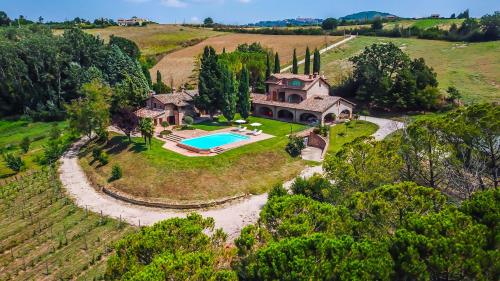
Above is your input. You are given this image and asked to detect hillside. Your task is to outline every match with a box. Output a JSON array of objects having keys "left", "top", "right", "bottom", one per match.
[
  {"left": 84, "top": 24, "right": 222, "bottom": 58},
  {"left": 300, "top": 36, "right": 499, "bottom": 103},
  {"left": 340, "top": 11, "right": 398, "bottom": 20},
  {"left": 151, "top": 34, "right": 343, "bottom": 88}
]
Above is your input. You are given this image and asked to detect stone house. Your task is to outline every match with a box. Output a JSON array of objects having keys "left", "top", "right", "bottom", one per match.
[
  {"left": 251, "top": 73, "right": 355, "bottom": 125},
  {"left": 134, "top": 90, "right": 198, "bottom": 126}
]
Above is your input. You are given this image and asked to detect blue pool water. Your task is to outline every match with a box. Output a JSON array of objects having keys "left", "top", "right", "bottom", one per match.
[{"left": 180, "top": 133, "right": 250, "bottom": 150}]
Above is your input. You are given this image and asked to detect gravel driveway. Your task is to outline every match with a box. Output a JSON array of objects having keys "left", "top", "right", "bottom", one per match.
[{"left": 59, "top": 117, "right": 401, "bottom": 240}]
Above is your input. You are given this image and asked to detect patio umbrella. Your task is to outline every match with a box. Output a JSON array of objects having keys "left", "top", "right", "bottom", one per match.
[
  {"left": 250, "top": 122, "right": 262, "bottom": 127},
  {"left": 234, "top": 119, "right": 247, "bottom": 124}
]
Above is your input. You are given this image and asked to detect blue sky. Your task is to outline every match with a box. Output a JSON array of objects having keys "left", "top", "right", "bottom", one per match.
[{"left": 1, "top": 0, "right": 498, "bottom": 24}]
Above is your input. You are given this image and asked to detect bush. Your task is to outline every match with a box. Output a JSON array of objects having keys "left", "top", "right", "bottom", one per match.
[
  {"left": 268, "top": 184, "right": 288, "bottom": 199},
  {"left": 285, "top": 135, "right": 305, "bottom": 157},
  {"left": 160, "top": 130, "right": 172, "bottom": 136},
  {"left": 161, "top": 121, "right": 169, "bottom": 129},
  {"left": 20, "top": 136, "right": 31, "bottom": 153},
  {"left": 183, "top": 116, "right": 194, "bottom": 125},
  {"left": 92, "top": 147, "right": 103, "bottom": 160},
  {"left": 313, "top": 124, "right": 329, "bottom": 137},
  {"left": 43, "top": 139, "right": 63, "bottom": 164},
  {"left": 98, "top": 152, "right": 109, "bottom": 166},
  {"left": 109, "top": 165, "right": 122, "bottom": 182},
  {"left": 49, "top": 124, "right": 61, "bottom": 140},
  {"left": 2, "top": 153, "right": 25, "bottom": 172}
]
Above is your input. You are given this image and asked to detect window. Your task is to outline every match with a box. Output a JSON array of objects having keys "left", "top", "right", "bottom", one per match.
[
  {"left": 153, "top": 102, "right": 157, "bottom": 109},
  {"left": 289, "top": 79, "right": 303, "bottom": 87}
]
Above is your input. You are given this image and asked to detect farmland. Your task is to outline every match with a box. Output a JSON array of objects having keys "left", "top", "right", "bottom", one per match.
[
  {"left": 0, "top": 168, "right": 134, "bottom": 280},
  {"left": 0, "top": 120, "right": 68, "bottom": 178},
  {"left": 84, "top": 24, "right": 222, "bottom": 58},
  {"left": 151, "top": 33, "right": 343, "bottom": 87},
  {"left": 299, "top": 36, "right": 500, "bottom": 103}
]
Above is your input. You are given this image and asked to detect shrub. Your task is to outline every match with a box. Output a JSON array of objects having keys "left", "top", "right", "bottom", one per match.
[
  {"left": 20, "top": 136, "right": 31, "bottom": 153},
  {"left": 92, "top": 147, "right": 103, "bottom": 160},
  {"left": 98, "top": 152, "right": 109, "bottom": 166},
  {"left": 161, "top": 121, "right": 169, "bottom": 129},
  {"left": 285, "top": 135, "right": 305, "bottom": 157},
  {"left": 160, "top": 130, "right": 172, "bottom": 136},
  {"left": 49, "top": 124, "right": 61, "bottom": 140},
  {"left": 313, "top": 124, "right": 329, "bottom": 137},
  {"left": 2, "top": 153, "right": 25, "bottom": 172},
  {"left": 268, "top": 184, "right": 288, "bottom": 199},
  {"left": 109, "top": 165, "right": 122, "bottom": 182},
  {"left": 43, "top": 140, "right": 63, "bottom": 164},
  {"left": 183, "top": 116, "right": 194, "bottom": 125}
]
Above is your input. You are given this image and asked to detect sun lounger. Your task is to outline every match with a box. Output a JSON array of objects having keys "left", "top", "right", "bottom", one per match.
[
  {"left": 253, "top": 130, "right": 262, "bottom": 136},
  {"left": 239, "top": 127, "right": 247, "bottom": 132}
]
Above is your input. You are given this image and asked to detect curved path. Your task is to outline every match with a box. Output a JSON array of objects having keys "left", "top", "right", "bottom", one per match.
[{"left": 59, "top": 117, "right": 402, "bottom": 240}]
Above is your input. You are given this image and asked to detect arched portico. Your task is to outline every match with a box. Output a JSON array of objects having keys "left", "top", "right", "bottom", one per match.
[
  {"left": 277, "top": 109, "right": 294, "bottom": 121},
  {"left": 299, "top": 112, "right": 319, "bottom": 124},
  {"left": 324, "top": 113, "right": 336, "bottom": 124},
  {"left": 339, "top": 109, "right": 351, "bottom": 119},
  {"left": 258, "top": 106, "right": 274, "bottom": 118}
]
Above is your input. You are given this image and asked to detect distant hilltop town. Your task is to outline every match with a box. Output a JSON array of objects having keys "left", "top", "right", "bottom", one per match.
[{"left": 117, "top": 16, "right": 147, "bottom": 26}]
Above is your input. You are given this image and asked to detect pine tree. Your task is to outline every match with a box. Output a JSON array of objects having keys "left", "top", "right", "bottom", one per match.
[
  {"left": 304, "top": 47, "right": 311, "bottom": 75},
  {"left": 195, "top": 46, "right": 221, "bottom": 119},
  {"left": 292, "top": 49, "right": 298, "bottom": 74},
  {"left": 313, "top": 48, "right": 321, "bottom": 74},
  {"left": 274, "top": 52, "right": 280, "bottom": 73},
  {"left": 238, "top": 66, "right": 251, "bottom": 119},
  {"left": 220, "top": 64, "right": 237, "bottom": 122}
]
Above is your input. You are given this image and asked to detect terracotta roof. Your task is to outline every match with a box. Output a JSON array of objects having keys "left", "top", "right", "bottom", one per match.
[
  {"left": 251, "top": 93, "right": 345, "bottom": 113},
  {"left": 265, "top": 73, "right": 330, "bottom": 91},
  {"left": 134, "top": 108, "right": 165, "bottom": 119},
  {"left": 153, "top": 90, "right": 198, "bottom": 107}
]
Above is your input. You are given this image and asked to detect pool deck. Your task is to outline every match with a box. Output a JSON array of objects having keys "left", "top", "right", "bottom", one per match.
[{"left": 160, "top": 127, "right": 274, "bottom": 157}]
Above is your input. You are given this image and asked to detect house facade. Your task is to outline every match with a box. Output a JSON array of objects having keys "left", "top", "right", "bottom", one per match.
[
  {"left": 117, "top": 17, "right": 146, "bottom": 26},
  {"left": 134, "top": 90, "right": 198, "bottom": 126},
  {"left": 252, "top": 73, "right": 355, "bottom": 125}
]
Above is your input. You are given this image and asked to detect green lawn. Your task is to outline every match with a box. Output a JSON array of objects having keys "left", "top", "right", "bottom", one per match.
[
  {"left": 0, "top": 120, "right": 68, "bottom": 178},
  {"left": 80, "top": 116, "right": 308, "bottom": 202},
  {"left": 327, "top": 120, "right": 379, "bottom": 154},
  {"left": 301, "top": 36, "right": 500, "bottom": 103}
]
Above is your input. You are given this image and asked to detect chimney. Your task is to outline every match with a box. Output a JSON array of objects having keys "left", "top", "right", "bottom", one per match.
[
  {"left": 313, "top": 72, "right": 318, "bottom": 78},
  {"left": 309, "top": 74, "right": 313, "bottom": 79},
  {"left": 148, "top": 90, "right": 155, "bottom": 97}
]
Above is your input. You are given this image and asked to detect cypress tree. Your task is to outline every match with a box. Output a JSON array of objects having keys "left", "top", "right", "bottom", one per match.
[
  {"left": 220, "top": 64, "right": 237, "bottom": 122},
  {"left": 195, "top": 46, "right": 221, "bottom": 119},
  {"left": 156, "top": 70, "right": 162, "bottom": 85},
  {"left": 238, "top": 66, "right": 251, "bottom": 119},
  {"left": 265, "top": 53, "right": 271, "bottom": 79},
  {"left": 313, "top": 48, "right": 321, "bottom": 74},
  {"left": 274, "top": 52, "right": 280, "bottom": 73},
  {"left": 292, "top": 49, "right": 298, "bottom": 74},
  {"left": 304, "top": 47, "right": 311, "bottom": 75}
]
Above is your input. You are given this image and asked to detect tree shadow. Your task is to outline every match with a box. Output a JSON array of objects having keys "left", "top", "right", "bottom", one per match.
[
  {"left": 105, "top": 136, "right": 132, "bottom": 155},
  {"left": 128, "top": 141, "right": 148, "bottom": 153}
]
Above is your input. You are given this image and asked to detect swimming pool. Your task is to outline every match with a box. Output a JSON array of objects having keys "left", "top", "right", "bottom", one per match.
[{"left": 180, "top": 133, "right": 250, "bottom": 150}]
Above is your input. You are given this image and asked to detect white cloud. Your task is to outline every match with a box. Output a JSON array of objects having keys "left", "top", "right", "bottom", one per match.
[
  {"left": 190, "top": 16, "right": 200, "bottom": 23},
  {"left": 161, "top": 0, "right": 187, "bottom": 7}
]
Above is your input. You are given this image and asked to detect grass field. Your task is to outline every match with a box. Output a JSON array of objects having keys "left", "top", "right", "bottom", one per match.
[
  {"left": 151, "top": 34, "right": 343, "bottom": 88},
  {"left": 300, "top": 36, "right": 499, "bottom": 103},
  {"left": 80, "top": 116, "right": 308, "bottom": 202},
  {"left": 327, "top": 120, "right": 379, "bottom": 154},
  {"left": 0, "top": 120, "right": 68, "bottom": 178},
  {"left": 0, "top": 168, "right": 134, "bottom": 280},
  {"left": 84, "top": 24, "right": 222, "bottom": 58}
]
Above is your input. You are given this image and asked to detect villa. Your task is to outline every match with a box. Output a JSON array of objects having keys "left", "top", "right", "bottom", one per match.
[
  {"left": 251, "top": 73, "right": 355, "bottom": 125},
  {"left": 134, "top": 90, "right": 198, "bottom": 126}
]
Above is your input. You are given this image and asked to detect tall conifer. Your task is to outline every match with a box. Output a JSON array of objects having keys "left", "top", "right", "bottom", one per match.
[
  {"left": 292, "top": 49, "right": 298, "bottom": 74},
  {"left": 304, "top": 47, "right": 311, "bottom": 75}
]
